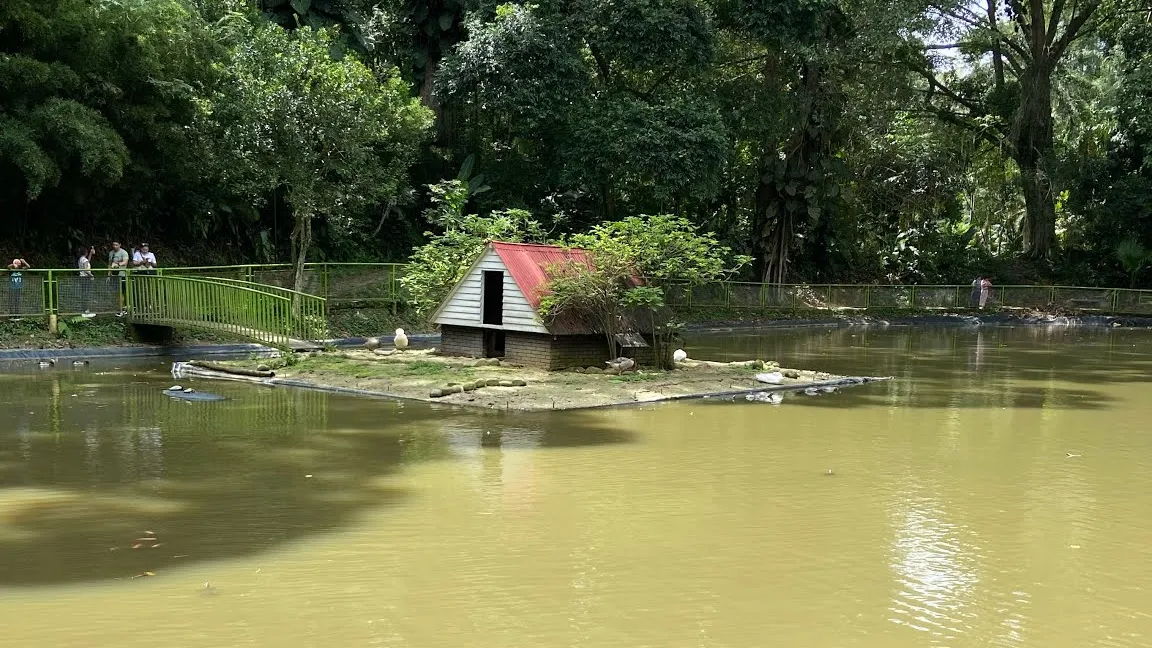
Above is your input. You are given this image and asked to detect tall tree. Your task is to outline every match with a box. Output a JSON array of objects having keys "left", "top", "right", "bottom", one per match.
[
  {"left": 710, "top": 0, "right": 854, "bottom": 283},
  {"left": 201, "top": 16, "right": 432, "bottom": 292},
  {"left": 913, "top": 0, "right": 1107, "bottom": 258},
  {"left": 439, "top": 0, "right": 728, "bottom": 227}
]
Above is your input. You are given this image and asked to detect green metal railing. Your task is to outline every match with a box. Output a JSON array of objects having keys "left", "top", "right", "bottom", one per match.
[
  {"left": 7, "top": 261, "right": 1152, "bottom": 335},
  {"left": 129, "top": 274, "right": 327, "bottom": 347},
  {"left": 153, "top": 262, "right": 406, "bottom": 306},
  {"left": 664, "top": 282, "right": 1152, "bottom": 315}
]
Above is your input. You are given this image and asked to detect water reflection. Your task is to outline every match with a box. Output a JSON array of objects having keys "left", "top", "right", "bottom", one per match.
[
  {"left": 689, "top": 325, "right": 1152, "bottom": 410},
  {"left": 3, "top": 330, "right": 1152, "bottom": 647},
  {"left": 888, "top": 491, "right": 981, "bottom": 641}
]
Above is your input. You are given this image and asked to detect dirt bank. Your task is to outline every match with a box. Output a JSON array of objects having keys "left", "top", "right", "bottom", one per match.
[{"left": 175, "top": 349, "right": 890, "bottom": 411}]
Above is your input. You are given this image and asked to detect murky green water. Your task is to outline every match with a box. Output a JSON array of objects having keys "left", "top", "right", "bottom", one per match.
[{"left": 2, "top": 326, "right": 1151, "bottom": 647}]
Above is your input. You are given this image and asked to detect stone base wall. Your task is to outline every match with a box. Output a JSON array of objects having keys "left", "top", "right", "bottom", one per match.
[
  {"left": 439, "top": 326, "right": 662, "bottom": 370},
  {"left": 440, "top": 325, "right": 484, "bottom": 358},
  {"left": 502, "top": 331, "right": 555, "bottom": 368}
]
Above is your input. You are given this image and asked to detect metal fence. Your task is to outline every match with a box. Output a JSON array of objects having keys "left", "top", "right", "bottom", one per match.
[
  {"left": 0, "top": 263, "right": 405, "bottom": 319},
  {"left": 6, "top": 263, "right": 1152, "bottom": 321},
  {"left": 664, "top": 282, "right": 1152, "bottom": 315},
  {"left": 130, "top": 275, "right": 328, "bottom": 347}
]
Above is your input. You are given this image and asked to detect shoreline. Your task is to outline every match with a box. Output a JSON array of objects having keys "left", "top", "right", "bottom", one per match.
[
  {"left": 1, "top": 312, "right": 1149, "bottom": 362},
  {"left": 171, "top": 355, "right": 891, "bottom": 412}
]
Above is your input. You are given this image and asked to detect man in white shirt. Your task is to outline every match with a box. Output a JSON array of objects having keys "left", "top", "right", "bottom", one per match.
[{"left": 132, "top": 243, "right": 158, "bottom": 274}]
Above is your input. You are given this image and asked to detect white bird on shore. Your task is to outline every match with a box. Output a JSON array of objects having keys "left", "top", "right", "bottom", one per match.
[
  {"left": 393, "top": 328, "right": 409, "bottom": 350},
  {"left": 606, "top": 357, "right": 635, "bottom": 373},
  {"left": 364, "top": 337, "right": 380, "bottom": 351},
  {"left": 755, "top": 371, "right": 784, "bottom": 385},
  {"left": 673, "top": 349, "right": 688, "bottom": 362}
]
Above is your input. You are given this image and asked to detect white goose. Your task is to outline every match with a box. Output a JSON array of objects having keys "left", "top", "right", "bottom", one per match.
[{"left": 393, "top": 328, "right": 409, "bottom": 350}]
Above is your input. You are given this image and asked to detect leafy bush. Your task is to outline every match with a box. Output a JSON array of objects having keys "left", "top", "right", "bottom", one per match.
[{"left": 401, "top": 182, "right": 547, "bottom": 316}]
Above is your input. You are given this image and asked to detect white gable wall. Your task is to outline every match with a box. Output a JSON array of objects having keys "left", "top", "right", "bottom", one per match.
[{"left": 433, "top": 247, "right": 550, "bottom": 334}]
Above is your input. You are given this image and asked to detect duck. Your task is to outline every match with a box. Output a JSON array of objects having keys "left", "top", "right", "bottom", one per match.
[
  {"left": 167, "top": 385, "right": 183, "bottom": 392},
  {"left": 72, "top": 360, "right": 89, "bottom": 367},
  {"left": 755, "top": 371, "right": 784, "bottom": 385},
  {"left": 393, "top": 328, "right": 409, "bottom": 350},
  {"left": 745, "top": 391, "right": 784, "bottom": 405},
  {"left": 820, "top": 385, "right": 837, "bottom": 393},
  {"left": 605, "top": 357, "right": 635, "bottom": 373},
  {"left": 803, "top": 387, "right": 820, "bottom": 396},
  {"left": 37, "top": 359, "right": 55, "bottom": 368},
  {"left": 672, "top": 349, "right": 688, "bottom": 362},
  {"left": 364, "top": 337, "right": 380, "bottom": 351}
]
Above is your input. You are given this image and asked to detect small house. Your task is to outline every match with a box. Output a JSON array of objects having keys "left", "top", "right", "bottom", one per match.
[{"left": 431, "top": 242, "right": 654, "bottom": 369}]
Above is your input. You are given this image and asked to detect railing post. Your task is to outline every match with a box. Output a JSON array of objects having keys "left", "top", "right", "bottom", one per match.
[
  {"left": 909, "top": 285, "right": 916, "bottom": 309},
  {"left": 865, "top": 285, "right": 871, "bottom": 310},
  {"left": 46, "top": 270, "right": 58, "bottom": 333}
]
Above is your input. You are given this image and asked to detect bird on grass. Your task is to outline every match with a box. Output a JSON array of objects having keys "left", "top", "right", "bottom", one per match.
[
  {"left": 393, "top": 328, "right": 409, "bottom": 350},
  {"left": 364, "top": 337, "right": 380, "bottom": 351},
  {"left": 673, "top": 349, "right": 688, "bottom": 362}
]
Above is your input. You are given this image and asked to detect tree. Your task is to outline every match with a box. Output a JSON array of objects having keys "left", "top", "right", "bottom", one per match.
[
  {"left": 438, "top": 1, "right": 727, "bottom": 226},
  {"left": 201, "top": 15, "right": 432, "bottom": 292},
  {"left": 401, "top": 183, "right": 547, "bottom": 315},
  {"left": 1, "top": 0, "right": 222, "bottom": 256},
  {"left": 911, "top": 0, "right": 1110, "bottom": 259},
  {"left": 539, "top": 215, "right": 747, "bottom": 367}
]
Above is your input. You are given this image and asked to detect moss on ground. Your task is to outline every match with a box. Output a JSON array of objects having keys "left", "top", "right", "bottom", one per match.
[{"left": 208, "top": 349, "right": 865, "bottom": 411}]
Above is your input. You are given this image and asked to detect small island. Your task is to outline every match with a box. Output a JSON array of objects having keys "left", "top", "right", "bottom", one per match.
[{"left": 173, "top": 349, "right": 889, "bottom": 411}]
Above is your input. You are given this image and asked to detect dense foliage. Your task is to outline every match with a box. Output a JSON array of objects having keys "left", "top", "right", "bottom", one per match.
[
  {"left": 539, "top": 215, "right": 746, "bottom": 365},
  {"left": 3, "top": 0, "right": 1151, "bottom": 288}
]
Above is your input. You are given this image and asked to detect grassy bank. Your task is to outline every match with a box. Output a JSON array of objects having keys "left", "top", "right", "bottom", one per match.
[{"left": 0, "top": 316, "right": 252, "bottom": 350}]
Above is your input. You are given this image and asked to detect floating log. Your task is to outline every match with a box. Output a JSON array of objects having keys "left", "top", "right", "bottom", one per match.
[{"left": 186, "top": 361, "right": 274, "bottom": 378}]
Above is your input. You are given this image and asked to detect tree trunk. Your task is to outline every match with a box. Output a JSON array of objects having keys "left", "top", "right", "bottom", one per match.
[
  {"left": 1012, "top": 65, "right": 1056, "bottom": 259},
  {"left": 290, "top": 212, "right": 312, "bottom": 295}
]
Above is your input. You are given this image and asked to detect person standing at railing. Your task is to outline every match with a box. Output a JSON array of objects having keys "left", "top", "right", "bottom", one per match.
[
  {"left": 979, "top": 277, "right": 993, "bottom": 308},
  {"left": 132, "top": 243, "right": 157, "bottom": 275},
  {"left": 77, "top": 246, "right": 96, "bottom": 318},
  {"left": 7, "top": 256, "right": 31, "bottom": 319},
  {"left": 969, "top": 277, "right": 982, "bottom": 308},
  {"left": 108, "top": 241, "right": 130, "bottom": 315}
]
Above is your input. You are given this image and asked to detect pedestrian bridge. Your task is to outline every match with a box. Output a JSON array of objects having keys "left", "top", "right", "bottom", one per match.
[{"left": 128, "top": 275, "right": 327, "bottom": 349}]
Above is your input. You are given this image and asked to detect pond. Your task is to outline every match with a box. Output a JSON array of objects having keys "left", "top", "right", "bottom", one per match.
[{"left": 2, "top": 326, "right": 1151, "bottom": 647}]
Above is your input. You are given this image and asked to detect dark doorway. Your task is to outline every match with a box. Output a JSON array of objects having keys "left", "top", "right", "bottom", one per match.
[
  {"left": 482, "top": 271, "right": 503, "bottom": 325},
  {"left": 484, "top": 329, "right": 506, "bottom": 358}
]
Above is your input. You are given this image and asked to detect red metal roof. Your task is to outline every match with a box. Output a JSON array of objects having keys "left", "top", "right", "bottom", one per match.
[{"left": 490, "top": 241, "right": 590, "bottom": 310}]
